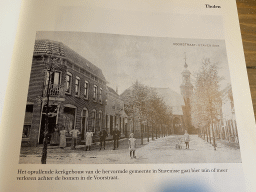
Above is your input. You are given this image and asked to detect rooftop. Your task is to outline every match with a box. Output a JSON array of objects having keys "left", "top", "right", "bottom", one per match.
[{"left": 34, "top": 39, "right": 106, "bottom": 81}]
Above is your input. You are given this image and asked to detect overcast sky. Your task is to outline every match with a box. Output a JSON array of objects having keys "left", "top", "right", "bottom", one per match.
[{"left": 36, "top": 31, "right": 231, "bottom": 95}]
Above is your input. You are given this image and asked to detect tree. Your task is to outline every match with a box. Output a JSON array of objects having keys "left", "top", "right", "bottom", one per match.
[
  {"left": 123, "top": 81, "right": 172, "bottom": 144},
  {"left": 123, "top": 81, "right": 149, "bottom": 144},
  {"left": 191, "top": 58, "right": 222, "bottom": 149},
  {"left": 39, "top": 56, "right": 66, "bottom": 164}
]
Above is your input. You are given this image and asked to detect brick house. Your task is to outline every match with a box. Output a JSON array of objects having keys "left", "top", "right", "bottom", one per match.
[
  {"left": 22, "top": 39, "right": 107, "bottom": 146},
  {"left": 105, "top": 86, "right": 128, "bottom": 137}
]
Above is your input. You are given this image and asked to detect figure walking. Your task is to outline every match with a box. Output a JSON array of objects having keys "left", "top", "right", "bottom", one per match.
[
  {"left": 70, "top": 127, "right": 80, "bottom": 150},
  {"left": 99, "top": 129, "right": 108, "bottom": 150},
  {"left": 59, "top": 126, "right": 67, "bottom": 149},
  {"left": 129, "top": 133, "right": 136, "bottom": 158},
  {"left": 85, "top": 129, "right": 93, "bottom": 151},
  {"left": 184, "top": 130, "right": 190, "bottom": 149}
]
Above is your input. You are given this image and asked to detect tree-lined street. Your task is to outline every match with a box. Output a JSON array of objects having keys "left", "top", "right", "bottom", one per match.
[{"left": 19, "top": 135, "right": 241, "bottom": 164}]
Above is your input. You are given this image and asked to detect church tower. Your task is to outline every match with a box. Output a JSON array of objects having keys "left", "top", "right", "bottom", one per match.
[{"left": 180, "top": 53, "right": 193, "bottom": 133}]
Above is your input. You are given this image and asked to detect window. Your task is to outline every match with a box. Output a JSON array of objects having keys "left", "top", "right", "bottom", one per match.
[
  {"left": 45, "top": 71, "right": 61, "bottom": 85},
  {"left": 44, "top": 71, "right": 61, "bottom": 96},
  {"left": 99, "top": 88, "right": 102, "bottom": 103},
  {"left": 93, "top": 85, "right": 97, "bottom": 101},
  {"left": 75, "top": 76, "right": 80, "bottom": 96},
  {"left": 65, "top": 72, "right": 72, "bottom": 94},
  {"left": 84, "top": 81, "right": 89, "bottom": 99},
  {"left": 92, "top": 110, "right": 96, "bottom": 132},
  {"left": 99, "top": 111, "right": 102, "bottom": 131}
]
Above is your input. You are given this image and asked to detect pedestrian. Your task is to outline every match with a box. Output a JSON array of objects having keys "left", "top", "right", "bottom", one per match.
[
  {"left": 70, "top": 127, "right": 80, "bottom": 150},
  {"left": 85, "top": 129, "right": 93, "bottom": 151},
  {"left": 129, "top": 133, "right": 136, "bottom": 159},
  {"left": 112, "top": 127, "right": 120, "bottom": 150},
  {"left": 50, "top": 124, "right": 60, "bottom": 145},
  {"left": 99, "top": 129, "right": 108, "bottom": 150},
  {"left": 116, "top": 128, "right": 120, "bottom": 148},
  {"left": 59, "top": 126, "right": 67, "bottom": 149},
  {"left": 184, "top": 130, "right": 190, "bottom": 149}
]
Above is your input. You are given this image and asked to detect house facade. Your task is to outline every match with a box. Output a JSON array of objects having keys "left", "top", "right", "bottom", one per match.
[
  {"left": 22, "top": 40, "right": 107, "bottom": 146},
  {"left": 105, "top": 86, "right": 128, "bottom": 137},
  {"left": 220, "top": 85, "right": 238, "bottom": 143}
]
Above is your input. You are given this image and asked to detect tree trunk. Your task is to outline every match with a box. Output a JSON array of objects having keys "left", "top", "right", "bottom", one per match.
[
  {"left": 152, "top": 124, "right": 154, "bottom": 140},
  {"left": 41, "top": 70, "right": 51, "bottom": 164},
  {"left": 147, "top": 122, "right": 149, "bottom": 142},
  {"left": 141, "top": 123, "right": 143, "bottom": 145},
  {"left": 209, "top": 126, "right": 211, "bottom": 144},
  {"left": 156, "top": 126, "right": 158, "bottom": 139}
]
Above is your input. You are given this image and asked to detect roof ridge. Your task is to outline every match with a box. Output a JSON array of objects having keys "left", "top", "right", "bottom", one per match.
[{"left": 34, "top": 39, "right": 106, "bottom": 81}]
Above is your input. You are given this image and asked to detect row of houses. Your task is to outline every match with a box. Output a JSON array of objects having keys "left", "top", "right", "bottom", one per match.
[{"left": 22, "top": 39, "right": 127, "bottom": 147}]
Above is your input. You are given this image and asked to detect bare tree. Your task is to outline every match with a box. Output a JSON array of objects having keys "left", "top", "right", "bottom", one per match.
[
  {"left": 123, "top": 81, "right": 172, "bottom": 144},
  {"left": 191, "top": 58, "right": 222, "bottom": 149}
]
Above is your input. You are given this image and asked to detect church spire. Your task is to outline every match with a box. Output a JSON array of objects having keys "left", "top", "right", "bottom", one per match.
[
  {"left": 180, "top": 52, "right": 194, "bottom": 134},
  {"left": 180, "top": 52, "right": 193, "bottom": 98},
  {"left": 184, "top": 52, "right": 188, "bottom": 68}
]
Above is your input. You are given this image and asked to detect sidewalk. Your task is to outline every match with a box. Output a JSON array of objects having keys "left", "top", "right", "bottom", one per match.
[{"left": 19, "top": 136, "right": 155, "bottom": 164}]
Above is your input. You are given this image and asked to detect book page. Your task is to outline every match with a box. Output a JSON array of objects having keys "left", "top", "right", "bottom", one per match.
[{"left": 1, "top": 0, "right": 256, "bottom": 191}]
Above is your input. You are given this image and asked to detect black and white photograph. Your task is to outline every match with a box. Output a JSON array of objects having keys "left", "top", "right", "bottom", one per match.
[{"left": 19, "top": 31, "right": 241, "bottom": 164}]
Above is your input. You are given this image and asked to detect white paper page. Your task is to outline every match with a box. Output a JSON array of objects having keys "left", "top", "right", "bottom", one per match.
[{"left": 1, "top": 0, "right": 256, "bottom": 192}]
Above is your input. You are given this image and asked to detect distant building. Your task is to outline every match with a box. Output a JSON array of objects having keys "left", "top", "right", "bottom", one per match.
[
  {"left": 105, "top": 86, "right": 128, "bottom": 137},
  {"left": 153, "top": 88, "right": 185, "bottom": 134},
  {"left": 22, "top": 39, "right": 107, "bottom": 146},
  {"left": 180, "top": 55, "right": 194, "bottom": 134},
  {"left": 220, "top": 85, "right": 238, "bottom": 142}
]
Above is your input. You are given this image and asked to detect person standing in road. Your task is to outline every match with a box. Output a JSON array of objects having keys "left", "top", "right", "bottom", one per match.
[
  {"left": 129, "top": 133, "right": 136, "bottom": 159},
  {"left": 113, "top": 126, "right": 120, "bottom": 150},
  {"left": 99, "top": 129, "right": 108, "bottom": 150},
  {"left": 59, "top": 126, "right": 67, "bottom": 149},
  {"left": 184, "top": 130, "right": 190, "bottom": 149},
  {"left": 50, "top": 124, "right": 60, "bottom": 145},
  {"left": 85, "top": 129, "right": 93, "bottom": 151},
  {"left": 116, "top": 128, "right": 120, "bottom": 148},
  {"left": 70, "top": 127, "right": 80, "bottom": 150},
  {"left": 112, "top": 128, "right": 117, "bottom": 150}
]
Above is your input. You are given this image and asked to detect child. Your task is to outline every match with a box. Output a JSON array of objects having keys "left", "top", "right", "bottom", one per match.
[
  {"left": 176, "top": 138, "right": 182, "bottom": 149},
  {"left": 128, "top": 133, "right": 136, "bottom": 159},
  {"left": 184, "top": 130, "right": 190, "bottom": 149}
]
